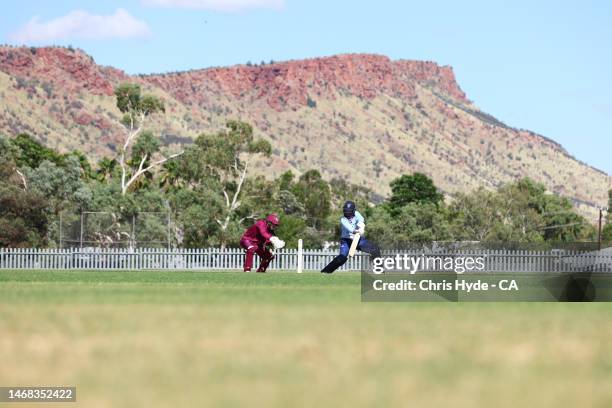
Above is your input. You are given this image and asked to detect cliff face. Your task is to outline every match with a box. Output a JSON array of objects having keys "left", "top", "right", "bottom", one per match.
[
  {"left": 0, "top": 46, "right": 126, "bottom": 95},
  {"left": 145, "top": 54, "right": 466, "bottom": 112},
  {"left": 0, "top": 46, "right": 609, "bottom": 218}
]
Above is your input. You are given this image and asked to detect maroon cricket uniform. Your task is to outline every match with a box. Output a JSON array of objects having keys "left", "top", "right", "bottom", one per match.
[{"left": 240, "top": 219, "right": 275, "bottom": 272}]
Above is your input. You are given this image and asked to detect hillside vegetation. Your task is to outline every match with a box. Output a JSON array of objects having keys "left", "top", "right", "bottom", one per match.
[{"left": 0, "top": 46, "right": 610, "bottom": 221}]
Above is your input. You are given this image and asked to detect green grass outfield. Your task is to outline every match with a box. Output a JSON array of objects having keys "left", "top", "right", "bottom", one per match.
[{"left": 1, "top": 270, "right": 612, "bottom": 408}]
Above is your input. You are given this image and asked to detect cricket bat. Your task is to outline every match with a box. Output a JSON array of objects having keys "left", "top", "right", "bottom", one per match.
[{"left": 348, "top": 233, "right": 360, "bottom": 257}]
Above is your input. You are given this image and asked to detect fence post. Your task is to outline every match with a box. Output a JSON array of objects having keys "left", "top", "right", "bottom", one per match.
[
  {"left": 297, "top": 239, "right": 303, "bottom": 273},
  {"left": 79, "top": 212, "right": 84, "bottom": 249}
]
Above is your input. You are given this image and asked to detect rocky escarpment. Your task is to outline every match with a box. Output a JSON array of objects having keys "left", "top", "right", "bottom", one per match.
[{"left": 0, "top": 46, "right": 609, "bottom": 220}]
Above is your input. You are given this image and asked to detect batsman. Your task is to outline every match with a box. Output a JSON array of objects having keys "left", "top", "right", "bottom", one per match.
[
  {"left": 240, "top": 214, "right": 285, "bottom": 272},
  {"left": 321, "top": 201, "right": 381, "bottom": 273}
]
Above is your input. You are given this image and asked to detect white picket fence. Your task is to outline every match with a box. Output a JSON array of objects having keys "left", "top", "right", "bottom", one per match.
[
  {"left": 1, "top": 247, "right": 612, "bottom": 272},
  {"left": 0, "top": 247, "right": 368, "bottom": 271}
]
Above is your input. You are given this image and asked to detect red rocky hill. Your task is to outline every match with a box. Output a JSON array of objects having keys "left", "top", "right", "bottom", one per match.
[{"left": 0, "top": 46, "right": 609, "bottom": 219}]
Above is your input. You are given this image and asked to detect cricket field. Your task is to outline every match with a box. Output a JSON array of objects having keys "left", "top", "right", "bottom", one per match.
[{"left": 1, "top": 270, "right": 611, "bottom": 407}]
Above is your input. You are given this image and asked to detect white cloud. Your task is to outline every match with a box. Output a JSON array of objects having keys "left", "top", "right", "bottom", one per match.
[
  {"left": 142, "top": 0, "right": 284, "bottom": 12},
  {"left": 9, "top": 8, "right": 151, "bottom": 43}
]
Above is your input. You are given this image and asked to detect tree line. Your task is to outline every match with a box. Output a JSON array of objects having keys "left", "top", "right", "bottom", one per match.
[{"left": 1, "top": 83, "right": 610, "bottom": 248}]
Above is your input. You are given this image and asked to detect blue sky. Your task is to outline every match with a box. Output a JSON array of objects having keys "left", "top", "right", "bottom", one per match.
[{"left": 2, "top": 0, "right": 611, "bottom": 174}]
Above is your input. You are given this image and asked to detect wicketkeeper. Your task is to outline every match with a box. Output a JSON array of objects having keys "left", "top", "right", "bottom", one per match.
[
  {"left": 240, "top": 214, "right": 285, "bottom": 273},
  {"left": 321, "top": 201, "right": 381, "bottom": 273}
]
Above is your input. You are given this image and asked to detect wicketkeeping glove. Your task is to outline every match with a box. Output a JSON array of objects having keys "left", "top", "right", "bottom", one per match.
[{"left": 270, "top": 236, "right": 285, "bottom": 249}]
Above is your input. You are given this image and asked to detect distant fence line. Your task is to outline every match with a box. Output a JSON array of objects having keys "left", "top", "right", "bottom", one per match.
[
  {"left": 55, "top": 211, "right": 172, "bottom": 249},
  {"left": 0, "top": 247, "right": 365, "bottom": 271},
  {"left": 1, "top": 248, "right": 612, "bottom": 272}
]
